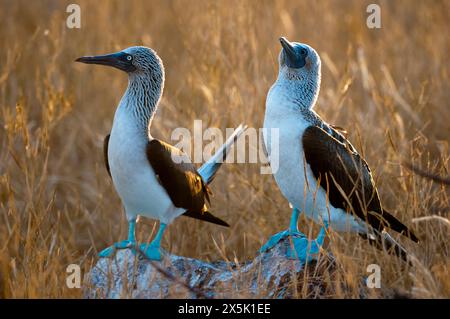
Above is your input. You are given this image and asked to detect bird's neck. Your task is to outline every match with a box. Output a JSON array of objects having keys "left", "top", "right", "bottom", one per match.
[
  {"left": 274, "top": 70, "right": 321, "bottom": 111},
  {"left": 119, "top": 72, "right": 164, "bottom": 137}
]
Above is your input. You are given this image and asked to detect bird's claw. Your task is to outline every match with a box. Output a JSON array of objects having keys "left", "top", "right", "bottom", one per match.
[
  {"left": 139, "top": 243, "right": 164, "bottom": 261},
  {"left": 260, "top": 222, "right": 329, "bottom": 263},
  {"left": 287, "top": 221, "right": 329, "bottom": 262},
  {"left": 259, "top": 229, "right": 307, "bottom": 253},
  {"left": 98, "top": 240, "right": 137, "bottom": 258},
  {"left": 286, "top": 236, "right": 320, "bottom": 262}
]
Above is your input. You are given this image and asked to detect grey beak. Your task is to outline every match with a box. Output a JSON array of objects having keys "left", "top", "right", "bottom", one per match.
[
  {"left": 279, "top": 36, "right": 306, "bottom": 69},
  {"left": 279, "top": 37, "right": 296, "bottom": 58},
  {"left": 75, "top": 52, "right": 136, "bottom": 72}
]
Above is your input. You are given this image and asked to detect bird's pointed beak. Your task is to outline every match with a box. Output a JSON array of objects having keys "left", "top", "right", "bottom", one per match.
[
  {"left": 75, "top": 52, "right": 136, "bottom": 72},
  {"left": 279, "top": 36, "right": 306, "bottom": 69},
  {"left": 279, "top": 37, "right": 296, "bottom": 58}
]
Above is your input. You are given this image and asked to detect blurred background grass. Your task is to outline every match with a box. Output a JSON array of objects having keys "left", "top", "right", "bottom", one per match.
[{"left": 0, "top": 0, "right": 448, "bottom": 298}]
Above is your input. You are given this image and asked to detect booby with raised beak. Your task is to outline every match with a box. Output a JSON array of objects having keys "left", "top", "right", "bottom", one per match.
[
  {"left": 261, "top": 37, "right": 419, "bottom": 262},
  {"left": 76, "top": 46, "right": 245, "bottom": 260}
]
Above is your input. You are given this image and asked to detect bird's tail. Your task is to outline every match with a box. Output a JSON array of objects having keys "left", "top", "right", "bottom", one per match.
[
  {"left": 381, "top": 209, "right": 420, "bottom": 243},
  {"left": 360, "top": 231, "right": 413, "bottom": 264},
  {"left": 198, "top": 124, "right": 247, "bottom": 184},
  {"left": 183, "top": 210, "right": 230, "bottom": 227}
]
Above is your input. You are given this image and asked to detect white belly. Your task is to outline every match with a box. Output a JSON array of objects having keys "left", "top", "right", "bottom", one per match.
[
  {"left": 263, "top": 93, "right": 365, "bottom": 233},
  {"left": 108, "top": 107, "right": 184, "bottom": 224}
]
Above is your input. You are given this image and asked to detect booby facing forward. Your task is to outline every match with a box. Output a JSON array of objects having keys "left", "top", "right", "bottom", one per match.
[
  {"left": 76, "top": 46, "right": 245, "bottom": 260},
  {"left": 261, "top": 37, "right": 419, "bottom": 262}
]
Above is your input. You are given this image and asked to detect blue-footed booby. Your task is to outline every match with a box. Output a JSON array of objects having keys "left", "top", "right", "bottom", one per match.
[
  {"left": 260, "top": 37, "right": 419, "bottom": 262},
  {"left": 76, "top": 46, "right": 246, "bottom": 260}
]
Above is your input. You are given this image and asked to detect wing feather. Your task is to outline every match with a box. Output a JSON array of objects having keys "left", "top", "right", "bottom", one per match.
[
  {"left": 302, "top": 125, "right": 418, "bottom": 242},
  {"left": 146, "top": 139, "right": 228, "bottom": 227}
]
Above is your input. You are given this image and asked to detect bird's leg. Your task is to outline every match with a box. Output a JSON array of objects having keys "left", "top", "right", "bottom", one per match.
[
  {"left": 288, "top": 207, "right": 302, "bottom": 234},
  {"left": 139, "top": 223, "right": 167, "bottom": 261},
  {"left": 287, "top": 220, "right": 329, "bottom": 262},
  {"left": 127, "top": 218, "right": 137, "bottom": 242},
  {"left": 99, "top": 218, "right": 138, "bottom": 258},
  {"left": 259, "top": 207, "right": 307, "bottom": 253}
]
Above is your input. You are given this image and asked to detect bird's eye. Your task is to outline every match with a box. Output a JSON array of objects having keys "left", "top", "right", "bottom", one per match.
[
  {"left": 126, "top": 55, "right": 132, "bottom": 61},
  {"left": 300, "top": 48, "right": 307, "bottom": 56}
]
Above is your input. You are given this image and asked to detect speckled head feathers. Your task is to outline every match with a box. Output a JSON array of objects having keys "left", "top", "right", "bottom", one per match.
[
  {"left": 274, "top": 37, "right": 322, "bottom": 109},
  {"left": 122, "top": 46, "right": 164, "bottom": 79},
  {"left": 278, "top": 37, "right": 321, "bottom": 81}
]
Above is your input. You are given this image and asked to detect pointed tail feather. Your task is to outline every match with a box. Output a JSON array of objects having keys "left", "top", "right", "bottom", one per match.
[
  {"left": 360, "top": 231, "right": 412, "bottom": 263},
  {"left": 183, "top": 210, "right": 230, "bottom": 227},
  {"left": 381, "top": 209, "right": 420, "bottom": 243},
  {"left": 198, "top": 124, "right": 247, "bottom": 184}
]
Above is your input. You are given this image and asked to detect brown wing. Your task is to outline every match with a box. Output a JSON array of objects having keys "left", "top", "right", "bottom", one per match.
[
  {"left": 104, "top": 134, "right": 111, "bottom": 177},
  {"left": 146, "top": 139, "right": 228, "bottom": 227},
  {"left": 302, "top": 126, "right": 418, "bottom": 242}
]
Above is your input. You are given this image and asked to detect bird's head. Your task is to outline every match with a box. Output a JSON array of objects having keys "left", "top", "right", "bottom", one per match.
[
  {"left": 76, "top": 46, "right": 164, "bottom": 82},
  {"left": 276, "top": 37, "right": 321, "bottom": 108}
]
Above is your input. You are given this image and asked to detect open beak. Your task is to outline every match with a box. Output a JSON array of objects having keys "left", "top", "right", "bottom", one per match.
[{"left": 75, "top": 52, "right": 136, "bottom": 72}]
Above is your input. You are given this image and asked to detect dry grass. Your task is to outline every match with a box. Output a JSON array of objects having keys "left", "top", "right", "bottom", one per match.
[{"left": 0, "top": 0, "right": 449, "bottom": 298}]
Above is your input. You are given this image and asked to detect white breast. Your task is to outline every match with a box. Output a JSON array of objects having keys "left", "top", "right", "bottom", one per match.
[
  {"left": 108, "top": 103, "right": 184, "bottom": 224},
  {"left": 263, "top": 84, "right": 365, "bottom": 233}
]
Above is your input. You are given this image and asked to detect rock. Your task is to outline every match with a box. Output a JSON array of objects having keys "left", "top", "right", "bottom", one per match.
[{"left": 85, "top": 235, "right": 336, "bottom": 299}]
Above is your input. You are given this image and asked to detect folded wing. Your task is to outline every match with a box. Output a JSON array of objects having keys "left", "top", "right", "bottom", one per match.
[
  {"left": 146, "top": 139, "right": 228, "bottom": 227},
  {"left": 302, "top": 125, "right": 418, "bottom": 242}
]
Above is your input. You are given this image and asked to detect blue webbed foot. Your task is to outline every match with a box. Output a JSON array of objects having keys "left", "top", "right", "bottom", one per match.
[
  {"left": 139, "top": 243, "right": 164, "bottom": 261},
  {"left": 98, "top": 240, "right": 137, "bottom": 258},
  {"left": 260, "top": 206, "right": 329, "bottom": 263},
  {"left": 259, "top": 229, "right": 306, "bottom": 253},
  {"left": 260, "top": 207, "right": 307, "bottom": 254},
  {"left": 138, "top": 223, "right": 167, "bottom": 261},
  {"left": 287, "top": 222, "right": 328, "bottom": 262}
]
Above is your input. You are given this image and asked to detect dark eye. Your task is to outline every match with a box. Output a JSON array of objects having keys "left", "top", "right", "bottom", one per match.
[
  {"left": 126, "top": 55, "right": 133, "bottom": 61},
  {"left": 300, "top": 48, "right": 307, "bottom": 56}
]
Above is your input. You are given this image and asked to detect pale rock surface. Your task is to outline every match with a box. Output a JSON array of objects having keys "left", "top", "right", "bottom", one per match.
[{"left": 85, "top": 235, "right": 336, "bottom": 299}]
